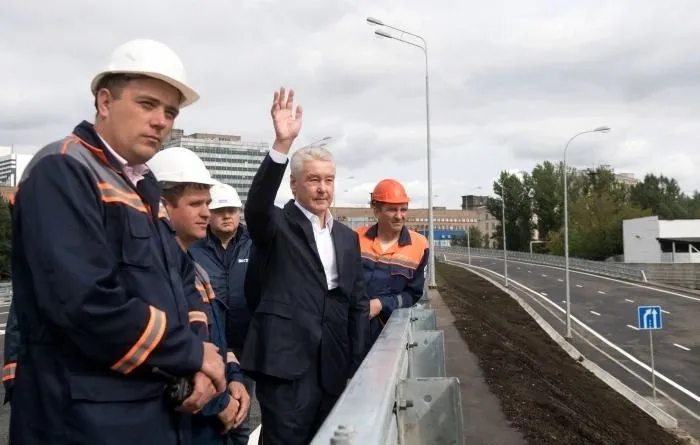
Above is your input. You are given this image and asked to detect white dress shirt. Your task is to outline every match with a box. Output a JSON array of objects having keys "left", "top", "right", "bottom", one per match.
[{"left": 268, "top": 148, "right": 339, "bottom": 290}]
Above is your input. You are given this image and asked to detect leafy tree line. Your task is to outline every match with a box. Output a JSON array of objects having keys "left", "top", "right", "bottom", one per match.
[{"left": 460, "top": 162, "right": 699, "bottom": 261}]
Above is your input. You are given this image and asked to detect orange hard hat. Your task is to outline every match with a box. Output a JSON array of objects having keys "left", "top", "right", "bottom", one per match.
[{"left": 371, "top": 179, "right": 410, "bottom": 204}]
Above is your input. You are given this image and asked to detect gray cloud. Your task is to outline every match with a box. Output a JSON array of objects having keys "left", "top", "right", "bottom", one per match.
[{"left": 3, "top": 0, "right": 700, "bottom": 208}]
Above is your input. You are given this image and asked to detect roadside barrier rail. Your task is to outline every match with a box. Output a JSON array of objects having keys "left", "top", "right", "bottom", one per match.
[
  {"left": 439, "top": 246, "right": 647, "bottom": 282},
  {"left": 309, "top": 302, "right": 464, "bottom": 444}
]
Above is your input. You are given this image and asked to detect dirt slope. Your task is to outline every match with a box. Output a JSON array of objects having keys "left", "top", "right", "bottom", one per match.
[{"left": 437, "top": 262, "right": 690, "bottom": 445}]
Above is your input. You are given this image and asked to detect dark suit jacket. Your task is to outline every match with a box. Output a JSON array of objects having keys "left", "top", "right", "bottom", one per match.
[{"left": 240, "top": 153, "right": 370, "bottom": 395}]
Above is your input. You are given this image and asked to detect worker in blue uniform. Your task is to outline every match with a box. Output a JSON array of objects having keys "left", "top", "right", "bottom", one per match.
[
  {"left": 148, "top": 147, "right": 251, "bottom": 444},
  {"left": 190, "top": 182, "right": 255, "bottom": 445},
  {"left": 9, "top": 39, "right": 226, "bottom": 445},
  {"left": 356, "top": 179, "right": 429, "bottom": 349}
]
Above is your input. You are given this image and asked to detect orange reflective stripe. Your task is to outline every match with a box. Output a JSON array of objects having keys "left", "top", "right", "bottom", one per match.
[
  {"left": 97, "top": 182, "right": 148, "bottom": 213},
  {"left": 111, "top": 306, "right": 166, "bottom": 375},
  {"left": 226, "top": 351, "right": 239, "bottom": 364},
  {"left": 2, "top": 362, "right": 16, "bottom": 382},
  {"left": 195, "top": 282, "right": 210, "bottom": 303},
  {"left": 188, "top": 311, "right": 208, "bottom": 324}
]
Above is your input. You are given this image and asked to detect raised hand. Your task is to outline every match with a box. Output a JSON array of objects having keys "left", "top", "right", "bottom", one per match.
[{"left": 270, "top": 87, "right": 302, "bottom": 153}]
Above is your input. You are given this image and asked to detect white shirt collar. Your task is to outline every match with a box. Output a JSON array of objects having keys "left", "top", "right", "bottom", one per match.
[{"left": 294, "top": 200, "right": 333, "bottom": 230}]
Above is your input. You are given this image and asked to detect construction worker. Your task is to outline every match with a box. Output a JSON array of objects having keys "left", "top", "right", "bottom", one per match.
[
  {"left": 9, "top": 39, "right": 226, "bottom": 445},
  {"left": 148, "top": 147, "right": 251, "bottom": 444},
  {"left": 189, "top": 182, "right": 255, "bottom": 445},
  {"left": 357, "top": 179, "right": 429, "bottom": 348}
]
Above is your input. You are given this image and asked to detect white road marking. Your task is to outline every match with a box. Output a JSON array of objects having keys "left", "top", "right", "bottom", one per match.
[
  {"left": 0, "top": 311, "right": 7, "bottom": 315},
  {"left": 576, "top": 284, "right": 583, "bottom": 288},
  {"left": 625, "top": 299, "right": 634, "bottom": 303},
  {"left": 557, "top": 278, "right": 564, "bottom": 282},
  {"left": 448, "top": 259, "right": 700, "bottom": 405},
  {"left": 674, "top": 343, "right": 691, "bottom": 351},
  {"left": 541, "top": 292, "right": 548, "bottom": 296},
  {"left": 528, "top": 270, "right": 532, "bottom": 273},
  {"left": 459, "top": 253, "right": 700, "bottom": 303},
  {"left": 590, "top": 310, "right": 601, "bottom": 316},
  {"left": 598, "top": 291, "right": 606, "bottom": 295},
  {"left": 662, "top": 310, "right": 670, "bottom": 314},
  {"left": 627, "top": 324, "right": 639, "bottom": 331},
  {"left": 541, "top": 274, "right": 548, "bottom": 277}
]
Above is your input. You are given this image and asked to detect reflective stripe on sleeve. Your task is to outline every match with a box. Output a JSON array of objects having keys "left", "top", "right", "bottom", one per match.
[
  {"left": 188, "top": 311, "right": 208, "bottom": 324},
  {"left": 111, "top": 306, "right": 167, "bottom": 375},
  {"left": 2, "top": 362, "right": 16, "bottom": 382}
]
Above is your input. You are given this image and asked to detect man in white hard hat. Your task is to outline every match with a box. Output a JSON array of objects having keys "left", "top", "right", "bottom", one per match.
[
  {"left": 9, "top": 39, "right": 225, "bottom": 445},
  {"left": 148, "top": 147, "right": 251, "bottom": 445},
  {"left": 190, "top": 182, "right": 255, "bottom": 445}
]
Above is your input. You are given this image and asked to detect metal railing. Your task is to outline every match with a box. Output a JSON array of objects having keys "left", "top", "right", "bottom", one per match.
[
  {"left": 439, "top": 246, "right": 647, "bottom": 282},
  {"left": 310, "top": 304, "right": 464, "bottom": 444}
]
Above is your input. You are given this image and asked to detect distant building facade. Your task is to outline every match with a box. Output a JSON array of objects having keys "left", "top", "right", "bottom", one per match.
[
  {"left": 333, "top": 205, "right": 496, "bottom": 247},
  {"left": 0, "top": 147, "right": 33, "bottom": 186},
  {"left": 163, "top": 129, "right": 269, "bottom": 204},
  {"left": 623, "top": 215, "right": 700, "bottom": 263}
]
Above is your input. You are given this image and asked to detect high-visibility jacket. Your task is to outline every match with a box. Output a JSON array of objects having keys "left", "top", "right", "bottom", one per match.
[
  {"left": 356, "top": 224, "right": 429, "bottom": 347},
  {"left": 9, "top": 120, "right": 206, "bottom": 445}
]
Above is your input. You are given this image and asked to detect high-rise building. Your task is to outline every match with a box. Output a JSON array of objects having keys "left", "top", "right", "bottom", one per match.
[
  {"left": 162, "top": 130, "right": 269, "bottom": 204},
  {"left": 0, "top": 147, "right": 33, "bottom": 186}
]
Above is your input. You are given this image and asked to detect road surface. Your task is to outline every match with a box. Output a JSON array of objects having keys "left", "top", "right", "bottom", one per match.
[{"left": 446, "top": 253, "right": 700, "bottom": 420}]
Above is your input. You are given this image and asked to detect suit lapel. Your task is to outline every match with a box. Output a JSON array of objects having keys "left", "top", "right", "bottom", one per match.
[
  {"left": 331, "top": 224, "right": 344, "bottom": 279},
  {"left": 284, "top": 200, "right": 323, "bottom": 267}
]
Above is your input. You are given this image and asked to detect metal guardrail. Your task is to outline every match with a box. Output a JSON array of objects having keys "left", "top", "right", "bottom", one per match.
[
  {"left": 310, "top": 304, "right": 464, "bottom": 444},
  {"left": 439, "top": 246, "right": 647, "bottom": 282}
]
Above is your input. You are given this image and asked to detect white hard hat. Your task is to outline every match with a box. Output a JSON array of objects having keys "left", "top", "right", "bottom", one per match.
[
  {"left": 209, "top": 183, "right": 242, "bottom": 209},
  {"left": 91, "top": 39, "right": 199, "bottom": 107},
  {"left": 147, "top": 146, "right": 217, "bottom": 186}
]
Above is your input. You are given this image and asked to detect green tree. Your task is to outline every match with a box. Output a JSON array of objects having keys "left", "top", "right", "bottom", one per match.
[
  {"left": 548, "top": 166, "right": 650, "bottom": 260},
  {"left": 452, "top": 226, "right": 484, "bottom": 248},
  {"left": 526, "top": 161, "right": 562, "bottom": 240},
  {"left": 486, "top": 171, "right": 534, "bottom": 252},
  {"left": 630, "top": 174, "right": 690, "bottom": 219}
]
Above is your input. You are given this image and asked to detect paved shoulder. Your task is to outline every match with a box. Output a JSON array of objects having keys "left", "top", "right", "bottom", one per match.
[{"left": 429, "top": 289, "right": 527, "bottom": 445}]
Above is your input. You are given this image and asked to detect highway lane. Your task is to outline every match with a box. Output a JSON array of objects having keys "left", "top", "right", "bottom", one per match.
[{"left": 446, "top": 253, "right": 700, "bottom": 404}]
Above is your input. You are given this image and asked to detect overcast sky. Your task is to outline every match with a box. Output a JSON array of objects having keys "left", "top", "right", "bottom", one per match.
[{"left": 2, "top": 0, "right": 700, "bottom": 208}]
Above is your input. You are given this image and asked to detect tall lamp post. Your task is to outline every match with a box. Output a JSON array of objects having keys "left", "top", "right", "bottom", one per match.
[
  {"left": 563, "top": 126, "right": 611, "bottom": 339},
  {"left": 366, "top": 16, "right": 437, "bottom": 288},
  {"left": 500, "top": 190, "right": 508, "bottom": 287}
]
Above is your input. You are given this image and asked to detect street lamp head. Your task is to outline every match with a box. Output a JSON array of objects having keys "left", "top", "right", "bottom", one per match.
[
  {"left": 366, "top": 17, "right": 384, "bottom": 26},
  {"left": 594, "top": 126, "right": 611, "bottom": 133},
  {"left": 374, "top": 29, "right": 393, "bottom": 39}
]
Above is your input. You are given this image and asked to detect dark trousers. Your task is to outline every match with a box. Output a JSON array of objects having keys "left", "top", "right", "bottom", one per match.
[{"left": 256, "top": 359, "right": 339, "bottom": 445}]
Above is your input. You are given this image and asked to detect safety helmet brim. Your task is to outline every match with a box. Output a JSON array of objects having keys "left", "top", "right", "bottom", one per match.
[{"left": 91, "top": 70, "right": 200, "bottom": 108}]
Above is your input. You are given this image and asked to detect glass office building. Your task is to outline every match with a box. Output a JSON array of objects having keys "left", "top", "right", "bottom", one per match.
[{"left": 163, "top": 129, "right": 269, "bottom": 205}]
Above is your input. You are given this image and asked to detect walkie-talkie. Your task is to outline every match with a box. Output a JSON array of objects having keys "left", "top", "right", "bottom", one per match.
[{"left": 152, "top": 367, "right": 194, "bottom": 406}]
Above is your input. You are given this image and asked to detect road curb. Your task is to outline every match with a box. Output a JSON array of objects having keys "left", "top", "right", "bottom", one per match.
[{"left": 445, "top": 260, "right": 680, "bottom": 431}]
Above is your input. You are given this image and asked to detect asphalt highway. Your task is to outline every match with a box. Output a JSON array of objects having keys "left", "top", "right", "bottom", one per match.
[{"left": 445, "top": 253, "right": 700, "bottom": 415}]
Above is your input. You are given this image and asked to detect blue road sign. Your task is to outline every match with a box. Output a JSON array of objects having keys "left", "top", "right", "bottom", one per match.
[{"left": 637, "top": 305, "right": 663, "bottom": 330}]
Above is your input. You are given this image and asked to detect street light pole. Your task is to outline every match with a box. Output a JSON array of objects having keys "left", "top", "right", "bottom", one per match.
[
  {"left": 563, "top": 126, "right": 611, "bottom": 340},
  {"left": 501, "top": 188, "right": 508, "bottom": 287},
  {"left": 367, "top": 17, "right": 437, "bottom": 288}
]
